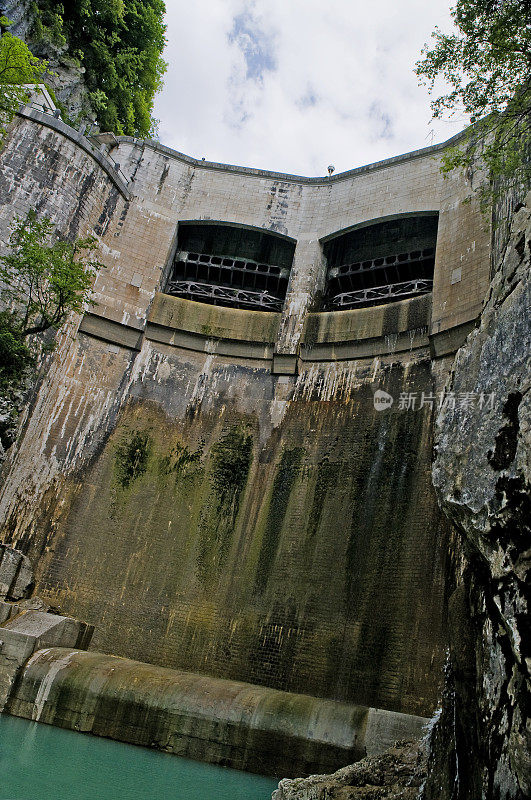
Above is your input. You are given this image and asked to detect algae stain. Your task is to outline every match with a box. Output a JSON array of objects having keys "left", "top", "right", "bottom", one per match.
[
  {"left": 113, "top": 429, "right": 152, "bottom": 489},
  {"left": 158, "top": 442, "right": 203, "bottom": 485},
  {"left": 210, "top": 427, "right": 253, "bottom": 507},
  {"left": 304, "top": 461, "right": 342, "bottom": 564},
  {"left": 196, "top": 426, "right": 253, "bottom": 587},
  {"left": 253, "top": 447, "right": 303, "bottom": 597}
]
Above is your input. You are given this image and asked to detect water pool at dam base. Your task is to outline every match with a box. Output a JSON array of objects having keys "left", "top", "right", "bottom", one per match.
[{"left": 0, "top": 714, "right": 278, "bottom": 800}]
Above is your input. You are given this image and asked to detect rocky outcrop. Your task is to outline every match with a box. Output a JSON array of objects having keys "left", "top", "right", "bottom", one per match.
[
  {"left": 424, "top": 193, "right": 531, "bottom": 799},
  {"left": 0, "top": 543, "right": 33, "bottom": 601},
  {"left": 272, "top": 741, "right": 425, "bottom": 800},
  {"left": 4, "top": 0, "right": 94, "bottom": 127},
  {"left": 0, "top": 383, "right": 29, "bottom": 469}
]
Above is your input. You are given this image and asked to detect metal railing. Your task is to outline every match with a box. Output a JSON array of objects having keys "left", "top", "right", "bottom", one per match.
[
  {"left": 330, "top": 278, "right": 433, "bottom": 309},
  {"left": 165, "top": 280, "right": 283, "bottom": 311}
]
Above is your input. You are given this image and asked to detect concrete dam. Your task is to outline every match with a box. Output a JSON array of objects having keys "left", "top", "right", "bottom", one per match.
[{"left": 0, "top": 103, "right": 492, "bottom": 775}]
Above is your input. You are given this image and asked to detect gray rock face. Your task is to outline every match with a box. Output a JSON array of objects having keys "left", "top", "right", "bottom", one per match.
[
  {"left": 272, "top": 741, "right": 424, "bottom": 800},
  {"left": 424, "top": 193, "right": 531, "bottom": 799},
  {"left": 4, "top": 1, "right": 94, "bottom": 127},
  {"left": 0, "top": 392, "right": 22, "bottom": 468},
  {"left": 3, "top": 1, "right": 33, "bottom": 40},
  {"left": 0, "top": 543, "right": 33, "bottom": 601},
  {"left": 0, "top": 374, "right": 35, "bottom": 474}
]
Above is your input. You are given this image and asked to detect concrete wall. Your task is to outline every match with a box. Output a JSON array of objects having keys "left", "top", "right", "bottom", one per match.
[{"left": 0, "top": 110, "right": 491, "bottom": 719}]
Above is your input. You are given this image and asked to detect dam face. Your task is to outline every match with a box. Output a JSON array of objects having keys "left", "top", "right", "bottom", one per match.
[{"left": 0, "top": 109, "right": 491, "bottom": 725}]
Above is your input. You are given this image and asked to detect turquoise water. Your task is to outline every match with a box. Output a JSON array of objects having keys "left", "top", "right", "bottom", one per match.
[{"left": 0, "top": 714, "right": 278, "bottom": 800}]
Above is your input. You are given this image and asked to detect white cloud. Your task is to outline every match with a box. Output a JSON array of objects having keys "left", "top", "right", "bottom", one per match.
[{"left": 154, "top": 0, "right": 466, "bottom": 176}]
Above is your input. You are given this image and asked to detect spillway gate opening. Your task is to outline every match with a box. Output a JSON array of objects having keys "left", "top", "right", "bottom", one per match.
[{"left": 165, "top": 223, "right": 295, "bottom": 311}]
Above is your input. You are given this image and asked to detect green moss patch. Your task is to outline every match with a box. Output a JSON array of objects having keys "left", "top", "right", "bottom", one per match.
[{"left": 113, "top": 429, "right": 152, "bottom": 489}]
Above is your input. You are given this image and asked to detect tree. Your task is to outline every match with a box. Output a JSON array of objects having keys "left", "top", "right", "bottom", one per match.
[
  {"left": 30, "top": 1, "right": 167, "bottom": 137},
  {"left": 0, "top": 211, "right": 103, "bottom": 341},
  {"left": 0, "top": 18, "right": 46, "bottom": 143},
  {"left": 415, "top": 0, "right": 531, "bottom": 205}
]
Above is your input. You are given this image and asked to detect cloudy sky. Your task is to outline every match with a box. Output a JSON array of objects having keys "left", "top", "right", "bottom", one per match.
[{"left": 153, "top": 0, "right": 465, "bottom": 177}]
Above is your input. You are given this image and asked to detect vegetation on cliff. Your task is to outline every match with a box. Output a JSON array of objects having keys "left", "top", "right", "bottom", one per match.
[
  {"left": 28, "top": 0, "right": 167, "bottom": 136},
  {"left": 0, "top": 16, "right": 45, "bottom": 143},
  {"left": 416, "top": 0, "right": 531, "bottom": 205}
]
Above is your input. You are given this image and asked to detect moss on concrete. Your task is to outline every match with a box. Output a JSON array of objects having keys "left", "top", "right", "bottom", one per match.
[
  {"left": 28, "top": 359, "right": 451, "bottom": 717},
  {"left": 113, "top": 429, "right": 152, "bottom": 489},
  {"left": 148, "top": 292, "right": 281, "bottom": 343},
  {"left": 197, "top": 425, "right": 253, "bottom": 588},
  {"left": 254, "top": 447, "right": 303, "bottom": 597}
]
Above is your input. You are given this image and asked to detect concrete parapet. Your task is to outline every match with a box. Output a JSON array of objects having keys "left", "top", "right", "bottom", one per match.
[
  {"left": 302, "top": 294, "right": 431, "bottom": 346},
  {"left": 17, "top": 107, "right": 132, "bottom": 200},
  {"left": 301, "top": 294, "right": 431, "bottom": 361},
  {"left": 5, "top": 647, "right": 428, "bottom": 777}
]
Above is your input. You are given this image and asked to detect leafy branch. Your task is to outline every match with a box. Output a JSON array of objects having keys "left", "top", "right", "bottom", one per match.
[
  {"left": 0, "top": 19, "right": 47, "bottom": 142},
  {"left": 415, "top": 0, "right": 531, "bottom": 205},
  {"left": 0, "top": 211, "right": 104, "bottom": 340},
  {"left": 30, "top": 1, "right": 167, "bottom": 137}
]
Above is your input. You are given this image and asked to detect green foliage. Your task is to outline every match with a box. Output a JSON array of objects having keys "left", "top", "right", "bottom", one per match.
[
  {"left": 415, "top": 0, "right": 531, "bottom": 205},
  {"left": 31, "top": 1, "right": 167, "bottom": 137},
  {"left": 114, "top": 429, "right": 151, "bottom": 488},
  {"left": 0, "top": 20, "right": 46, "bottom": 142},
  {"left": 0, "top": 312, "right": 33, "bottom": 389},
  {"left": 0, "top": 211, "right": 104, "bottom": 338},
  {"left": 29, "top": 2, "right": 66, "bottom": 48}
]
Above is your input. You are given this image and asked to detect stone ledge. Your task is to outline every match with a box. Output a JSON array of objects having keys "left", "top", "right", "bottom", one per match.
[
  {"left": 78, "top": 313, "right": 144, "bottom": 351},
  {"left": 429, "top": 319, "right": 477, "bottom": 358},
  {"left": 0, "top": 611, "right": 93, "bottom": 710},
  {"left": 300, "top": 331, "right": 430, "bottom": 362},
  {"left": 145, "top": 322, "right": 275, "bottom": 361}
]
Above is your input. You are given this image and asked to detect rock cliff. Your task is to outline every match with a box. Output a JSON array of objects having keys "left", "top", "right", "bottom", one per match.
[
  {"left": 423, "top": 196, "right": 530, "bottom": 798},
  {"left": 4, "top": 0, "right": 95, "bottom": 127},
  {"left": 273, "top": 741, "right": 424, "bottom": 800}
]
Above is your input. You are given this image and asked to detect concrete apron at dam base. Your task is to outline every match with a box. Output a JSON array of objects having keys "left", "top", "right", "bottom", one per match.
[
  {"left": 0, "top": 547, "right": 427, "bottom": 778},
  {"left": 2, "top": 644, "right": 427, "bottom": 778}
]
